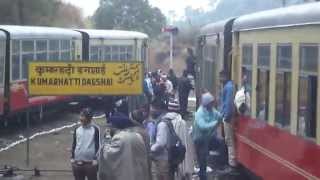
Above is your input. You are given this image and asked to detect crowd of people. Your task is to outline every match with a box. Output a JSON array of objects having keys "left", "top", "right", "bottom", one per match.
[{"left": 69, "top": 65, "right": 250, "bottom": 180}]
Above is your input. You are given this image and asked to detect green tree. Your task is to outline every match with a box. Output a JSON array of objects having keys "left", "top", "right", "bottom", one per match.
[
  {"left": 94, "top": 0, "right": 166, "bottom": 36},
  {"left": 0, "top": 0, "right": 84, "bottom": 27}
]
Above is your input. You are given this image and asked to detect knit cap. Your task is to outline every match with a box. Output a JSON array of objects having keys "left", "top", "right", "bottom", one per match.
[{"left": 201, "top": 92, "right": 214, "bottom": 106}]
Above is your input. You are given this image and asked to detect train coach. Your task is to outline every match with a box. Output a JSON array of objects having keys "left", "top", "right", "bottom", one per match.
[
  {"left": 0, "top": 25, "right": 82, "bottom": 125},
  {"left": 197, "top": 2, "right": 320, "bottom": 179},
  {"left": 0, "top": 26, "right": 149, "bottom": 125},
  {"left": 76, "top": 29, "right": 149, "bottom": 112}
]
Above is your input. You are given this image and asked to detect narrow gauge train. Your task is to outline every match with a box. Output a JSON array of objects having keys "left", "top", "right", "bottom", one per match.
[
  {"left": 0, "top": 26, "right": 148, "bottom": 125},
  {"left": 196, "top": 2, "right": 320, "bottom": 179}
]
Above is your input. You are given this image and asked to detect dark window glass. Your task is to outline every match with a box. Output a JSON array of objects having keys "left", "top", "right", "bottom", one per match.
[
  {"left": 36, "top": 40, "right": 47, "bottom": 52},
  {"left": 49, "top": 52, "right": 59, "bottom": 61},
  {"left": 0, "top": 41, "right": 5, "bottom": 84},
  {"left": 61, "top": 40, "right": 70, "bottom": 50},
  {"left": 277, "top": 45, "right": 292, "bottom": 70},
  {"left": 111, "top": 46, "right": 119, "bottom": 60},
  {"left": 256, "top": 70, "right": 269, "bottom": 121},
  {"left": 49, "top": 40, "right": 59, "bottom": 51},
  {"left": 61, "top": 51, "right": 70, "bottom": 61},
  {"left": 13, "top": 40, "right": 20, "bottom": 54},
  {"left": 300, "top": 45, "right": 318, "bottom": 73},
  {"left": 90, "top": 46, "right": 99, "bottom": 61},
  {"left": 71, "top": 41, "right": 76, "bottom": 60},
  {"left": 12, "top": 55, "right": 20, "bottom": 80},
  {"left": 120, "top": 46, "right": 126, "bottom": 53},
  {"left": 22, "top": 54, "right": 34, "bottom": 79},
  {"left": 258, "top": 45, "right": 270, "bottom": 67},
  {"left": 275, "top": 72, "right": 291, "bottom": 130},
  {"left": 36, "top": 53, "right": 47, "bottom": 61},
  {"left": 22, "top": 40, "right": 34, "bottom": 52},
  {"left": 242, "top": 45, "right": 253, "bottom": 66}
]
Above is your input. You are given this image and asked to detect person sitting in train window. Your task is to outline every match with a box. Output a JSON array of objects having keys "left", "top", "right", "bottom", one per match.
[
  {"left": 219, "top": 70, "right": 238, "bottom": 173},
  {"left": 71, "top": 108, "right": 100, "bottom": 180}
]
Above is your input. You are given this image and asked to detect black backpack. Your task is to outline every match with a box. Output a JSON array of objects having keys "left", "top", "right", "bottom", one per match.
[{"left": 160, "top": 119, "right": 186, "bottom": 169}]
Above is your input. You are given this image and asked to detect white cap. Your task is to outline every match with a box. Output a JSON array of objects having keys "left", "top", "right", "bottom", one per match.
[{"left": 201, "top": 92, "right": 214, "bottom": 106}]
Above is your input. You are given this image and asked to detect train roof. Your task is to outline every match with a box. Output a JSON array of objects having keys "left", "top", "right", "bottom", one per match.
[
  {"left": 76, "top": 29, "right": 149, "bottom": 40},
  {"left": 0, "top": 25, "right": 82, "bottom": 40},
  {"left": 200, "top": 18, "right": 235, "bottom": 36},
  {"left": 233, "top": 2, "right": 320, "bottom": 32}
]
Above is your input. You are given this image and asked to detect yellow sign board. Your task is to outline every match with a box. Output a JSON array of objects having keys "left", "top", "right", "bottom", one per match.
[{"left": 28, "top": 62, "right": 143, "bottom": 96}]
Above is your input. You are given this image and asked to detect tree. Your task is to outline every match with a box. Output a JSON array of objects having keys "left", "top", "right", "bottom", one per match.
[
  {"left": 94, "top": 0, "right": 166, "bottom": 36},
  {"left": 0, "top": 0, "right": 84, "bottom": 28}
]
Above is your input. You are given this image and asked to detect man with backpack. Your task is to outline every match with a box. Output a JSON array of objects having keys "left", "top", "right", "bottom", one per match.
[
  {"left": 150, "top": 99, "right": 186, "bottom": 180},
  {"left": 192, "top": 92, "right": 222, "bottom": 180}
]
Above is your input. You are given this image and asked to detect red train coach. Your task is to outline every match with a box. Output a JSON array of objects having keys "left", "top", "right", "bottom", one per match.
[
  {"left": 0, "top": 26, "right": 82, "bottom": 123},
  {"left": 197, "top": 2, "right": 320, "bottom": 179}
]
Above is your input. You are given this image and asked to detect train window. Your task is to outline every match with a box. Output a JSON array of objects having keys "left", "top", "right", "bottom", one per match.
[
  {"left": 298, "top": 45, "right": 318, "bottom": 139},
  {"left": 12, "top": 55, "right": 20, "bottom": 80},
  {"left": 257, "top": 44, "right": 270, "bottom": 67},
  {"left": 0, "top": 41, "right": 5, "bottom": 84},
  {"left": 111, "top": 46, "right": 119, "bottom": 61},
  {"left": 90, "top": 46, "right": 99, "bottom": 61},
  {"left": 12, "top": 40, "right": 20, "bottom": 80},
  {"left": 36, "top": 53, "right": 47, "bottom": 61},
  {"left": 49, "top": 40, "right": 60, "bottom": 61},
  {"left": 120, "top": 46, "right": 127, "bottom": 61},
  {"left": 104, "top": 46, "right": 111, "bottom": 60},
  {"left": 36, "top": 40, "right": 47, "bottom": 61},
  {"left": 13, "top": 40, "right": 20, "bottom": 54},
  {"left": 61, "top": 40, "right": 70, "bottom": 50},
  {"left": 127, "top": 46, "right": 133, "bottom": 60},
  {"left": 36, "top": 40, "right": 47, "bottom": 52},
  {"left": 242, "top": 44, "right": 253, "bottom": 66},
  {"left": 49, "top": 40, "right": 59, "bottom": 51},
  {"left": 22, "top": 54, "right": 34, "bottom": 79},
  {"left": 61, "top": 51, "right": 70, "bottom": 61},
  {"left": 277, "top": 44, "right": 292, "bottom": 70},
  {"left": 275, "top": 44, "right": 292, "bottom": 130},
  {"left": 241, "top": 45, "right": 253, "bottom": 114},
  {"left": 71, "top": 41, "right": 76, "bottom": 60},
  {"left": 300, "top": 45, "right": 318, "bottom": 73},
  {"left": 22, "top": 40, "right": 34, "bottom": 52},
  {"left": 256, "top": 44, "right": 270, "bottom": 121},
  {"left": 49, "top": 52, "right": 59, "bottom": 61}
]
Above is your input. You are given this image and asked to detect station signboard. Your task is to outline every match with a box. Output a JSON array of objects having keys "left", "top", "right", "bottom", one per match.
[{"left": 28, "top": 61, "right": 143, "bottom": 96}]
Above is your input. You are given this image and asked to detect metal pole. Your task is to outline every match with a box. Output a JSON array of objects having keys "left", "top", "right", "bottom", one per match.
[
  {"left": 26, "top": 110, "right": 30, "bottom": 167},
  {"left": 170, "top": 32, "right": 173, "bottom": 69}
]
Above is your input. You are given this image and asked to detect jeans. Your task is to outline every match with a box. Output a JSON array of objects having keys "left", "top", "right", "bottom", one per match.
[
  {"left": 194, "top": 140, "right": 209, "bottom": 180},
  {"left": 72, "top": 163, "right": 97, "bottom": 180}
]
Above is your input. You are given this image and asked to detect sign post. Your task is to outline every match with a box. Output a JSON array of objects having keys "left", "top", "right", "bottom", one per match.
[
  {"left": 162, "top": 26, "right": 178, "bottom": 69},
  {"left": 26, "top": 110, "right": 30, "bottom": 167}
]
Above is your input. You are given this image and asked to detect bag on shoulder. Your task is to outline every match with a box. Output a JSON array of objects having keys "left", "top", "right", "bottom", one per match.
[{"left": 161, "top": 119, "right": 186, "bottom": 168}]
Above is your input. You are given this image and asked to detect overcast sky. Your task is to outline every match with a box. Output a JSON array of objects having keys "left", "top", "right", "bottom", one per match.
[{"left": 62, "top": 0, "right": 211, "bottom": 18}]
